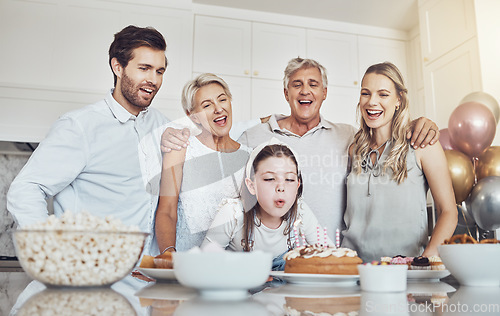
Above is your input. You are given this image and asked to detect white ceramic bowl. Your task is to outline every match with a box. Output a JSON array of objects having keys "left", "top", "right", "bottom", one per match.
[
  {"left": 173, "top": 251, "right": 272, "bottom": 300},
  {"left": 13, "top": 230, "right": 147, "bottom": 287},
  {"left": 438, "top": 244, "right": 500, "bottom": 286},
  {"left": 358, "top": 264, "right": 408, "bottom": 292}
]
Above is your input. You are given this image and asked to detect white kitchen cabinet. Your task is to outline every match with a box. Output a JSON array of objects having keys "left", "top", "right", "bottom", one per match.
[
  {"left": 321, "top": 86, "right": 360, "bottom": 128},
  {"left": 422, "top": 38, "right": 481, "bottom": 129},
  {"left": 193, "top": 16, "right": 306, "bottom": 80},
  {"left": 407, "top": 33, "right": 426, "bottom": 119},
  {"left": 322, "top": 35, "right": 407, "bottom": 127},
  {"left": 193, "top": 16, "right": 305, "bottom": 123},
  {"left": 251, "top": 79, "right": 290, "bottom": 119},
  {"left": 306, "top": 30, "right": 359, "bottom": 88},
  {"left": 193, "top": 16, "right": 252, "bottom": 77},
  {"left": 252, "top": 22, "right": 306, "bottom": 80},
  {"left": 0, "top": 0, "right": 193, "bottom": 142},
  {"left": 419, "top": 0, "right": 476, "bottom": 63},
  {"left": 417, "top": 0, "right": 500, "bottom": 138},
  {"left": 357, "top": 36, "right": 408, "bottom": 80}
]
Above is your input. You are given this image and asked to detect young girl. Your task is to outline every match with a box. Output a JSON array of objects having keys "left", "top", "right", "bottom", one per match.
[
  {"left": 202, "top": 139, "right": 333, "bottom": 270},
  {"left": 342, "top": 62, "right": 457, "bottom": 263}
]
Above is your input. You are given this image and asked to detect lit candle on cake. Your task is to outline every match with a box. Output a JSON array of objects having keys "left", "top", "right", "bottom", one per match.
[
  {"left": 301, "top": 232, "right": 306, "bottom": 246},
  {"left": 336, "top": 228, "right": 340, "bottom": 248},
  {"left": 293, "top": 219, "right": 300, "bottom": 247},
  {"left": 316, "top": 226, "right": 321, "bottom": 246},
  {"left": 323, "top": 227, "right": 328, "bottom": 248}
]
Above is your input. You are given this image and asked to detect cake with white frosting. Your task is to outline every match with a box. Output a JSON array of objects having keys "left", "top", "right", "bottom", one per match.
[{"left": 283, "top": 245, "right": 362, "bottom": 275}]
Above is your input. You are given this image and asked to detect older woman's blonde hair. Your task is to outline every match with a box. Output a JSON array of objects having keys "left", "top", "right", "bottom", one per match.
[
  {"left": 181, "top": 73, "right": 232, "bottom": 114},
  {"left": 352, "top": 62, "right": 411, "bottom": 184}
]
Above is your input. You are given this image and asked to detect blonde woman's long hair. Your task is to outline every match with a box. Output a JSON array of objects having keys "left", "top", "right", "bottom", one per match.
[{"left": 352, "top": 62, "right": 411, "bottom": 184}]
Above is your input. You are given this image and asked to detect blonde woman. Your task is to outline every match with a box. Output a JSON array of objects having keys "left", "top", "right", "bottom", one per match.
[{"left": 342, "top": 62, "right": 457, "bottom": 263}]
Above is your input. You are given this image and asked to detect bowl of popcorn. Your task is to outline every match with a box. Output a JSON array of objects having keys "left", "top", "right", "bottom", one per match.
[{"left": 13, "top": 211, "right": 148, "bottom": 287}]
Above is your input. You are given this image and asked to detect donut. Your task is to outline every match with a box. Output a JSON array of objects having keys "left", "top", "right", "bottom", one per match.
[{"left": 479, "top": 238, "right": 500, "bottom": 244}]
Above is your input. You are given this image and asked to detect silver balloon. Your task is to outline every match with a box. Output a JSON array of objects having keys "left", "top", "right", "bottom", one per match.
[
  {"left": 457, "top": 199, "right": 475, "bottom": 227},
  {"left": 470, "top": 176, "right": 500, "bottom": 230}
]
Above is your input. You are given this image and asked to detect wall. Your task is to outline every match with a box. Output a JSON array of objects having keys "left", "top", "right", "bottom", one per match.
[
  {"left": 0, "top": 0, "right": 194, "bottom": 142},
  {"left": 475, "top": 0, "right": 500, "bottom": 145},
  {"left": 0, "top": 154, "right": 30, "bottom": 256}
]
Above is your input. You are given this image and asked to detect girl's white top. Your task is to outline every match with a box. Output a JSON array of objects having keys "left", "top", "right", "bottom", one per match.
[{"left": 202, "top": 197, "right": 334, "bottom": 258}]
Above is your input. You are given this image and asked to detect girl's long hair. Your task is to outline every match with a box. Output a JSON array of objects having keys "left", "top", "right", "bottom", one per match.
[
  {"left": 352, "top": 62, "right": 411, "bottom": 184},
  {"left": 241, "top": 144, "right": 303, "bottom": 251}
]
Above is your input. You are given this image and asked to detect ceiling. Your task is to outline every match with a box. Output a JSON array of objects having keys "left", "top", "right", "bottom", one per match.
[{"left": 193, "top": 0, "right": 419, "bottom": 31}]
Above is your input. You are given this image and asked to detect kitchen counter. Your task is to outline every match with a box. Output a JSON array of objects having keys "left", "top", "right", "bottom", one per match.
[{"left": 2, "top": 271, "right": 500, "bottom": 315}]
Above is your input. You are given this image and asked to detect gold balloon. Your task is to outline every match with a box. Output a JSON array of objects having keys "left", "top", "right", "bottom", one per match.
[
  {"left": 476, "top": 146, "right": 500, "bottom": 181},
  {"left": 445, "top": 150, "right": 476, "bottom": 203}
]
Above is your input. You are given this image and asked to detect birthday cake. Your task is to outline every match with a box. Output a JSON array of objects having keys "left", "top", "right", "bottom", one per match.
[{"left": 284, "top": 245, "right": 362, "bottom": 275}]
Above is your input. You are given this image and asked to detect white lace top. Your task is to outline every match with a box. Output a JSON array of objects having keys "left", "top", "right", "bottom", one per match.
[{"left": 175, "top": 136, "right": 251, "bottom": 251}]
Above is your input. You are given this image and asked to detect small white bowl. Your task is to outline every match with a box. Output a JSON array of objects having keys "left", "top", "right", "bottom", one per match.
[
  {"left": 358, "top": 264, "right": 408, "bottom": 292},
  {"left": 438, "top": 244, "right": 500, "bottom": 286},
  {"left": 173, "top": 250, "right": 272, "bottom": 300}
]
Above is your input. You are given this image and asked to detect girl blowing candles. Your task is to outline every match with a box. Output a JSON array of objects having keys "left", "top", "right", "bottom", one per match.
[
  {"left": 342, "top": 62, "right": 457, "bottom": 262},
  {"left": 202, "top": 140, "right": 332, "bottom": 270}
]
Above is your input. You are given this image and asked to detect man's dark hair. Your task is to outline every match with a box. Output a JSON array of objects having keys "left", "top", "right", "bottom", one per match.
[{"left": 108, "top": 25, "right": 167, "bottom": 86}]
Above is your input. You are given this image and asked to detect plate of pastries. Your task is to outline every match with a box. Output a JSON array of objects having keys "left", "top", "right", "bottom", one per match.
[{"left": 137, "top": 251, "right": 176, "bottom": 282}]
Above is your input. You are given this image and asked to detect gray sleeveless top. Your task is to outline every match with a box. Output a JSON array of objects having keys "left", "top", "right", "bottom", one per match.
[{"left": 342, "top": 141, "right": 429, "bottom": 263}]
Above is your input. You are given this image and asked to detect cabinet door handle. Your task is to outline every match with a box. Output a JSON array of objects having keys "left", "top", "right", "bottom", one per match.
[
  {"left": 244, "top": 70, "right": 250, "bottom": 75},
  {"left": 253, "top": 70, "right": 259, "bottom": 76},
  {"left": 354, "top": 81, "right": 358, "bottom": 86},
  {"left": 423, "top": 57, "right": 429, "bottom": 62}
]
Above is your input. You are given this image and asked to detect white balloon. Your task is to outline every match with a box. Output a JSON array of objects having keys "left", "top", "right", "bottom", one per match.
[{"left": 460, "top": 91, "right": 500, "bottom": 123}]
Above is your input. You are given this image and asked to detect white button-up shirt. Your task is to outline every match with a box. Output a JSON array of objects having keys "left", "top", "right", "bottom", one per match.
[{"left": 7, "top": 90, "right": 169, "bottom": 255}]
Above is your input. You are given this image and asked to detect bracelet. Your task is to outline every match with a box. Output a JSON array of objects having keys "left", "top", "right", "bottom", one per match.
[{"left": 161, "top": 246, "right": 176, "bottom": 255}]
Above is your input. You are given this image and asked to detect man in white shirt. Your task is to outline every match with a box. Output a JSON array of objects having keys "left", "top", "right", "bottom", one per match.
[{"left": 7, "top": 25, "right": 170, "bottom": 256}]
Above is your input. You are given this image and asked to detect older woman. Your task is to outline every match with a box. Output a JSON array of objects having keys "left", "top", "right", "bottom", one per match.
[{"left": 155, "top": 73, "right": 251, "bottom": 253}]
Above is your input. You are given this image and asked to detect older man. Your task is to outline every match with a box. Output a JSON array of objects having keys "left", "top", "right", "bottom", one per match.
[{"left": 162, "top": 57, "right": 438, "bottom": 240}]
